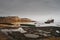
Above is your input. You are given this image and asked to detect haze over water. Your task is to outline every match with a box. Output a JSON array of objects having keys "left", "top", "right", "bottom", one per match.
[{"left": 0, "top": 0, "right": 60, "bottom": 22}]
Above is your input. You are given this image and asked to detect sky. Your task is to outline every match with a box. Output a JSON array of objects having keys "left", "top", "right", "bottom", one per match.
[{"left": 0, "top": 0, "right": 60, "bottom": 22}]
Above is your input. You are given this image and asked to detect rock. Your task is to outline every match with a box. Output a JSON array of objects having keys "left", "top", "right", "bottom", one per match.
[{"left": 24, "top": 34, "right": 39, "bottom": 38}]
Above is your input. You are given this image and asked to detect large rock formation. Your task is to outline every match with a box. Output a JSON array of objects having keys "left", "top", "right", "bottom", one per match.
[
  {"left": 0, "top": 16, "right": 35, "bottom": 29},
  {"left": 21, "top": 18, "right": 33, "bottom": 22},
  {"left": 0, "top": 16, "right": 21, "bottom": 24},
  {"left": 20, "top": 18, "right": 35, "bottom": 25},
  {"left": 0, "top": 16, "right": 21, "bottom": 29}
]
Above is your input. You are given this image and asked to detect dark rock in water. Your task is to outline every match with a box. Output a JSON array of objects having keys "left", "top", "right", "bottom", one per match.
[{"left": 45, "top": 19, "right": 54, "bottom": 24}]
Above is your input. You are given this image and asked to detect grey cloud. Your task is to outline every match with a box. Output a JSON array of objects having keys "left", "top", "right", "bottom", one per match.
[{"left": 0, "top": 0, "right": 60, "bottom": 21}]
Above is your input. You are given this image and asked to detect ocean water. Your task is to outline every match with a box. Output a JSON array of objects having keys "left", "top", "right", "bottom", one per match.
[{"left": 35, "top": 22, "right": 60, "bottom": 27}]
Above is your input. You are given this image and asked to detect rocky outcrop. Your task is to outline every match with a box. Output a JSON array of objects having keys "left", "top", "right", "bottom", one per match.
[
  {"left": 45, "top": 19, "right": 54, "bottom": 24},
  {"left": 0, "top": 16, "right": 21, "bottom": 24},
  {"left": 0, "top": 16, "right": 35, "bottom": 29},
  {"left": 21, "top": 18, "right": 33, "bottom": 22},
  {"left": 0, "top": 16, "right": 21, "bottom": 29}
]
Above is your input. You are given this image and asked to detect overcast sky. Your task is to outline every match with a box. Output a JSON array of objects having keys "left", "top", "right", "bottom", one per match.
[{"left": 0, "top": 0, "right": 60, "bottom": 22}]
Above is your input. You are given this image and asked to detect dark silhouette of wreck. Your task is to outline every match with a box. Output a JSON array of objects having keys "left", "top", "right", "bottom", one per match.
[{"left": 45, "top": 19, "right": 54, "bottom": 24}]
